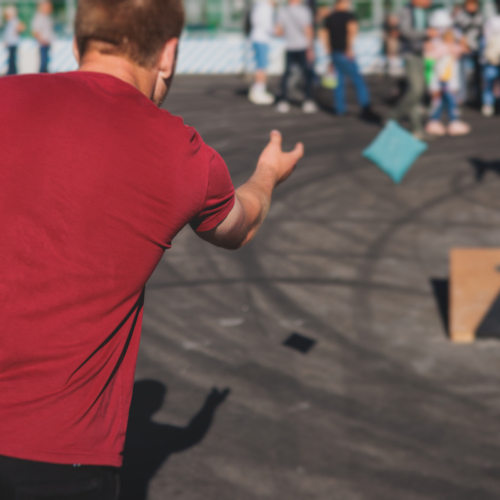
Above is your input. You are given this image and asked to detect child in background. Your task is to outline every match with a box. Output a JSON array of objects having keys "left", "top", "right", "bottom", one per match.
[
  {"left": 424, "top": 9, "right": 470, "bottom": 136},
  {"left": 481, "top": 16, "right": 500, "bottom": 117}
]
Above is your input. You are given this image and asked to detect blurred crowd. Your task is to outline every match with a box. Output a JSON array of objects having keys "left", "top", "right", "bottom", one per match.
[
  {"left": 3, "top": 1, "right": 54, "bottom": 75},
  {"left": 247, "top": 0, "right": 500, "bottom": 138},
  {"left": 248, "top": 0, "right": 379, "bottom": 122}
]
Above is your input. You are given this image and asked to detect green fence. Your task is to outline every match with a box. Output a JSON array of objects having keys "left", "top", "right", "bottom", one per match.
[
  {"left": 1, "top": 0, "right": 496, "bottom": 36},
  {"left": 183, "top": 0, "right": 383, "bottom": 32}
]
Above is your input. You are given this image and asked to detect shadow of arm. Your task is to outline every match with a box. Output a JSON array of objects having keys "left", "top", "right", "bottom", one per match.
[{"left": 168, "top": 388, "right": 230, "bottom": 454}]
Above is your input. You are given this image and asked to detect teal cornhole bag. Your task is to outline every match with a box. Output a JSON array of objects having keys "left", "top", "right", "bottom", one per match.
[{"left": 362, "top": 120, "right": 428, "bottom": 184}]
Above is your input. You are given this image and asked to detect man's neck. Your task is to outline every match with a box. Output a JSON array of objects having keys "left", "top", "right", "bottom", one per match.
[{"left": 78, "top": 51, "right": 156, "bottom": 99}]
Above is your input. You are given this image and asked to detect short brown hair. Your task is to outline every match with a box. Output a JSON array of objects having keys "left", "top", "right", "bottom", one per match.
[{"left": 75, "top": 0, "right": 184, "bottom": 68}]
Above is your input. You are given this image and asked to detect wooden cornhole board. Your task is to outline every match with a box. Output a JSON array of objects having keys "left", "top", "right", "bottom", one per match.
[{"left": 450, "top": 248, "right": 500, "bottom": 342}]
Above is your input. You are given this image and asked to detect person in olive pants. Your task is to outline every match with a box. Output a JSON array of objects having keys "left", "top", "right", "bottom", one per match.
[
  {"left": 393, "top": 53, "right": 426, "bottom": 135},
  {"left": 392, "top": 0, "right": 432, "bottom": 137}
]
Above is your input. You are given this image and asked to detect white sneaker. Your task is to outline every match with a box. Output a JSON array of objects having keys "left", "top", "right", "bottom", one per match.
[
  {"left": 448, "top": 120, "right": 471, "bottom": 136},
  {"left": 482, "top": 104, "right": 494, "bottom": 117},
  {"left": 249, "top": 88, "right": 274, "bottom": 106},
  {"left": 302, "top": 100, "right": 318, "bottom": 114},
  {"left": 276, "top": 101, "right": 291, "bottom": 113}
]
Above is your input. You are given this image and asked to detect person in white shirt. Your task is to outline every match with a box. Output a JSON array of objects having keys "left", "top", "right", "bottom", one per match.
[
  {"left": 31, "top": 1, "right": 54, "bottom": 73},
  {"left": 249, "top": 0, "right": 275, "bottom": 105},
  {"left": 275, "top": 0, "right": 317, "bottom": 113},
  {"left": 4, "top": 6, "right": 25, "bottom": 75}
]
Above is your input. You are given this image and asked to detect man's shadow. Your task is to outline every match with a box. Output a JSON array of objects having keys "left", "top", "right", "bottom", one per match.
[{"left": 119, "top": 380, "right": 230, "bottom": 500}]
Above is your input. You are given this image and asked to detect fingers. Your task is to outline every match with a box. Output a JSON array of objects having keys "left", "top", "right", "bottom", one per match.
[
  {"left": 269, "top": 131, "right": 304, "bottom": 161},
  {"left": 265, "top": 131, "right": 304, "bottom": 169},
  {"left": 286, "top": 142, "right": 305, "bottom": 164},
  {"left": 293, "top": 142, "right": 305, "bottom": 160},
  {"left": 269, "top": 129, "right": 283, "bottom": 147}
]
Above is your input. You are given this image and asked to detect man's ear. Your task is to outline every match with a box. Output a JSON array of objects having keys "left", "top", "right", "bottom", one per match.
[
  {"left": 72, "top": 37, "right": 80, "bottom": 65},
  {"left": 158, "top": 38, "right": 179, "bottom": 81}
]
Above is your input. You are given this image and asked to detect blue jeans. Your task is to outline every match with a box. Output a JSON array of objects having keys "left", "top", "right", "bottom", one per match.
[
  {"left": 253, "top": 42, "right": 269, "bottom": 70},
  {"left": 483, "top": 64, "right": 499, "bottom": 107},
  {"left": 331, "top": 52, "right": 370, "bottom": 114},
  {"left": 7, "top": 46, "right": 17, "bottom": 75},
  {"left": 40, "top": 45, "right": 50, "bottom": 73},
  {"left": 430, "top": 83, "right": 458, "bottom": 121}
]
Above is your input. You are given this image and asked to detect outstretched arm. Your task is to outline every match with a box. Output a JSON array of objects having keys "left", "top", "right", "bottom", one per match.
[{"left": 196, "top": 131, "right": 304, "bottom": 250}]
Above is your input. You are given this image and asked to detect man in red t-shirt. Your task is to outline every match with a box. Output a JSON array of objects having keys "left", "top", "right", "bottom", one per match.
[{"left": 0, "top": 0, "right": 303, "bottom": 497}]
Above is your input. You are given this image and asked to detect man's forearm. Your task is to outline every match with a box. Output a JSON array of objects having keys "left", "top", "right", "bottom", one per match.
[
  {"left": 232, "top": 169, "right": 276, "bottom": 248},
  {"left": 195, "top": 131, "right": 303, "bottom": 250}
]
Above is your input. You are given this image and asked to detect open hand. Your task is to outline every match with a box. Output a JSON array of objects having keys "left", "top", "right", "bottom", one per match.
[
  {"left": 256, "top": 131, "right": 304, "bottom": 187},
  {"left": 206, "top": 388, "right": 231, "bottom": 408}
]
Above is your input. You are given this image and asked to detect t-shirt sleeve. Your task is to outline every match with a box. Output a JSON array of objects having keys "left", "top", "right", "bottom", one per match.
[
  {"left": 190, "top": 145, "right": 235, "bottom": 233},
  {"left": 303, "top": 7, "right": 313, "bottom": 26}
]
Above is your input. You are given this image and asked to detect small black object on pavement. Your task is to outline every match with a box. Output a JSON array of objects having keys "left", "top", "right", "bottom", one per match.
[{"left": 283, "top": 333, "right": 316, "bottom": 354}]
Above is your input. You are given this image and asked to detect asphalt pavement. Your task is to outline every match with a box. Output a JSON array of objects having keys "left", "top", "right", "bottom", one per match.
[{"left": 127, "top": 75, "right": 500, "bottom": 500}]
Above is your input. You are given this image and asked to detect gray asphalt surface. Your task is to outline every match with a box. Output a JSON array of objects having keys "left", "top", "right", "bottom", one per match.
[{"left": 129, "top": 75, "right": 500, "bottom": 500}]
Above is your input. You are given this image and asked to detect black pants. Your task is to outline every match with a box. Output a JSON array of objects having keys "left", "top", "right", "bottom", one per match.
[
  {"left": 0, "top": 455, "right": 119, "bottom": 500},
  {"left": 7, "top": 46, "right": 17, "bottom": 75},
  {"left": 279, "top": 49, "right": 314, "bottom": 101}
]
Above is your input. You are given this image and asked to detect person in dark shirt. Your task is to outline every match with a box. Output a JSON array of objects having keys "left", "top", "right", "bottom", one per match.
[{"left": 323, "top": 0, "right": 380, "bottom": 123}]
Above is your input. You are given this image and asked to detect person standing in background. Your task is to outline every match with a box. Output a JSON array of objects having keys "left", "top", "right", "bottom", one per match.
[
  {"left": 275, "top": 0, "right": 317, "bottom": 114},
  {"left": 323, "top": 0, "right": 380, "bottom": 123},
  {"left": 454, "top": 0, "right": 483, "bottom": 107},
  {"left": 393, "top": 0, "right": 432, "bottom": 138},
  {"left": 31, "top": 0, "right": 54, "bottom": 73},
  {"left": 481, "top": 15, "right": 500, "bottom": 116},
  {"left": 384, "top": 14, "right": 402, "bottom": 77},
  {"left": 249, "top": 0, "right": 275, "bottom": 105},
  {"left": 4, "top": 6, "right": 25, "bottom": 75},
  {"left": 424, "top": 9, "right": 470, "bottom": 136}
]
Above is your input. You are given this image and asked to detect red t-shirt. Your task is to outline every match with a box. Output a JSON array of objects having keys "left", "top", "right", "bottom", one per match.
[{"left": 0, "top": 72, "right": 235, "bottom": 467}]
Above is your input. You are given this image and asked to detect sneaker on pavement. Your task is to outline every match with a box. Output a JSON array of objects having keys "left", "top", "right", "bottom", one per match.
[
  {"left": 425, "top": 120, "right": 446, "bottom": 136},
  {"left": 276, "top": 101, "right": 291, "bottom": 113},
  {"left": 302, "top": 100, "right": 318, "bottom": 114},
  {"left": 360, "top": 105, "right": 382, "bottom": 125},
  {"left": 448, "top": 120, "right": 471, "bottom": 136},
  {"left": 249, "top": 88, "right": 274, "bottom": 105},
  {"left": 482, "top": 104, "right": 494, "bottom": 117}
]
